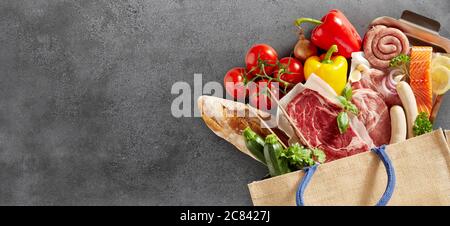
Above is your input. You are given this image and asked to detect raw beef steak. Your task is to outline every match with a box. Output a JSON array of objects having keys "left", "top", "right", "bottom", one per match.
[{"left": 286, "top": 89, "right": 373, "bottom": 162}]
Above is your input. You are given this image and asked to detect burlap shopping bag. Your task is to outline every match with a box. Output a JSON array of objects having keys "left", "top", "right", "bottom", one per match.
[{"left": 248, "top": 129, "right": 450, "bottom": 206}]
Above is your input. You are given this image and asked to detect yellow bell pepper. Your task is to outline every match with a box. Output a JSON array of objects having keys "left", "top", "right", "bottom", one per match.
[{"left": 304, "top": 45, "right": 348, "bottom": 95}]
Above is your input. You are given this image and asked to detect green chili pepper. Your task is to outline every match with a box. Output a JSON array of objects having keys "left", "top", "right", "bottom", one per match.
[
  {"left": 264, "top": 134, "right": 290, "bottom": 177},
  {"left": 243, "top": 127, "right": 266, "bottom": 164}
]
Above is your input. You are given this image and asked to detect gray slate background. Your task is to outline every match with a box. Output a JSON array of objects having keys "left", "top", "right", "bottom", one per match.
[{"left": 0, "top": 0, "right": 449, "bottom": 205}]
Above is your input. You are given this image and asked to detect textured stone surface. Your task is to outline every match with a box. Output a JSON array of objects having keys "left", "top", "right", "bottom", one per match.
[{"left": 0, "top": 0, "right": 448, "bottom": 205}]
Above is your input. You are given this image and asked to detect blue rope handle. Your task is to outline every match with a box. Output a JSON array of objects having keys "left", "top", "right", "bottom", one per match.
[{"left": 296, "top": 145, "right": 396, "bottom": 206}]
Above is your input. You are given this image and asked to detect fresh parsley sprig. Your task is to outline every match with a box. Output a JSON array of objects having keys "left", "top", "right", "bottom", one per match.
[
  {"left": 413, "top": 112, "right": 433, "bottom": 136},
  {"left": 389, "top": 54, "right": 410, "bottom": 67},
  {"left": 389, "top": 54, "right": 411, "bottom": 79},
  {"left": 280, "top": 143, "right": 326, "bottom": 170}
]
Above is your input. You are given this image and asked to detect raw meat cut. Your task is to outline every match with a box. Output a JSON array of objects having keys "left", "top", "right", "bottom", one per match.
[
  {"left": 352, "top": 68, "right": 402, "bottom": 107},
  {"left": 351, "top": 88, "right": 391, "bottom": 146},
  {"left": 284, "top": 76, "right": 374, "bottom": 162},
  {"left": 350, "top": 52, "right": 393, "bottom": 146}
]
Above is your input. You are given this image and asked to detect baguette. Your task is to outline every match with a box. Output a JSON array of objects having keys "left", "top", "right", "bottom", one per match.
[{"left": 197, "top": 96, "right": 287, "bottom": 162}]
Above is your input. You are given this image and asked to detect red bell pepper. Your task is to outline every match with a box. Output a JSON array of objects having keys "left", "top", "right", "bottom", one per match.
[{"left": 295, "top": 9, "right": 362, "bottom": 58}]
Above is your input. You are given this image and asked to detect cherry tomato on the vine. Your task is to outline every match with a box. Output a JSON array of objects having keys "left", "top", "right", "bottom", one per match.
[
  {"left": 224, "top": 67, "right": 249, "bottom": 100},
  {"left": 273, "top": 57, "right": 304, "bottom": 89},
  {"left": 245, "top": 44, "right": 278, "bottom": 77},
  {"left": 248, "top": 80, "right": 280, "bottom": 110}
]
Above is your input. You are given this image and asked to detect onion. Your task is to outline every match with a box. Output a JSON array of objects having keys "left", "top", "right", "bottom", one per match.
[
  {"left": 385, "top": 69, "right": 405, "bottom": 92},
  {"left": 294, "top": 34, "right": 317, "bottom": 62}
]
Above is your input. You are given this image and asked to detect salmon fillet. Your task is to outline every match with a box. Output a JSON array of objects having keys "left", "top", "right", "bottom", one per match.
[{"left": 409, "top": 46, "right": 433, "bottom": 116}]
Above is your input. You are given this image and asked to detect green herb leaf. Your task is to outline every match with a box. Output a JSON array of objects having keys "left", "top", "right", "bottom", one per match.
[
  {"left": 389, "top": 54, "right": 411, "bottom": 68},
  {"left": 337, "top": 112, "right": 349, "bottom": 134},
  {"left": 345, "top": 103, "right": 359, "bottom": 115},
  {"left": 337, "top": 96, "right": 348, "bottom": 105},
  {"left": 337, "top": 96, "right": 359, "bottom": 115},
  {"left": 413, "top": 112, "right": 433, "bottom": 136},
  {"left": 312, "top": 148, "right": 326, "bottom": 163},
  {"left": 279, "top": 143, "right": 326, "bottom": 170},
  {"left": 342, "top": 84, "right": 353, "bottom": 101}
]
